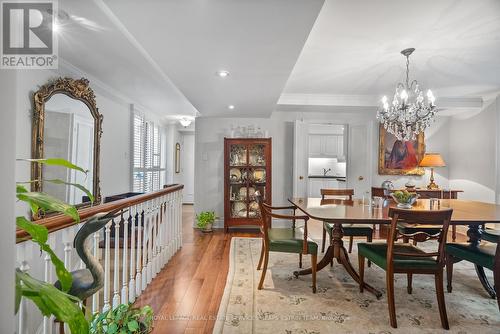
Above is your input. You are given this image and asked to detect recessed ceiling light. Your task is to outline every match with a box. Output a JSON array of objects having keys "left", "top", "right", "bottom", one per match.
[
  {"left": 216, "top": 70, "right": 230, "bottom": 78},
  {"left": 228, "top": 105, "right": 235, "bottom": 110}
]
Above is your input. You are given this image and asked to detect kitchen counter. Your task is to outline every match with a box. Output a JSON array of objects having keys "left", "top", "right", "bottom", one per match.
[{"left": 308, "top": 175, "right": 346, "bottom": 181}]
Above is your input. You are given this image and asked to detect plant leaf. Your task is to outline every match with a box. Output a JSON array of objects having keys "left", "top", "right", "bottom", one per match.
[
  {"left": 18, "top": 158, "right": 88, "bottom": 174},
  {"left": 16, "top": 270, "right": 88, "bottom": 333},
  {"left": 127, "top": 320, "right": 139, "bottom": 331},
  {"left": 16, "top": 216, "right": 48, "bottom": 244},
  {"left": 16, "top": 184, "right": 28, "bottom": 193},
  {"left": 16, "top": 192, "right": 80, "bottom": 223},
  {"left": 16, "top": 217, "right": 73, "bottom": 292},
  {"left": 44, "top": 179, "right": 94, "bottom": 203}
]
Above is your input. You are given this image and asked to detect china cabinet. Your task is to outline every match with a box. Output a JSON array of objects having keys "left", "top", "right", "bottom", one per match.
[{"left": 224, "top": 138, "right": 272, "bottom": 232}]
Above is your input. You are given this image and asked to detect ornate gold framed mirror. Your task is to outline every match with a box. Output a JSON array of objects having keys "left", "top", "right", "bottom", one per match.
[{"left": 31, "top": 77, "right": 103, "bottom": 213}]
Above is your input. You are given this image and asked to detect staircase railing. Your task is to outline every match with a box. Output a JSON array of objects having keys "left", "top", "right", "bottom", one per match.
[{"left": 15, "top": 184, "right": 184, "bottom": 334}]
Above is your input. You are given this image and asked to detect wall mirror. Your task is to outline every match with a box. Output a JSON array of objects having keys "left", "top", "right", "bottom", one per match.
[
  {"left": 175, "top": 143, "right": 181, "bottom": 173},
  {"left": 32, "top": 77, "right": 102, "bottom": 211}
]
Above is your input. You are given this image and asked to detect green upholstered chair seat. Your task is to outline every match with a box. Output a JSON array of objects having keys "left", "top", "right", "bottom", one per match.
[
  {"left": 445, "top": 242, "right": 496, "bottom": 270},
  {"left": 482, "top": 228, "right": 500, "bottom": 244},
  {"left": 397, "top": 223, "right": 441, "bottom": 236},
  {"left": 268, "top": 228, "right": 318, "bottom": 255},
  {"left": 358, "top": 242, "right": 439, "bottom": 270},
  {"left": 324, "top": 222, "right": 373, "bottom": 237}
]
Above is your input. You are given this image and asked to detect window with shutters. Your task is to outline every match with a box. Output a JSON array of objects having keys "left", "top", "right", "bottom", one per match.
[{"left": 132, "top": 113, "right": 165, "bottom": 193}]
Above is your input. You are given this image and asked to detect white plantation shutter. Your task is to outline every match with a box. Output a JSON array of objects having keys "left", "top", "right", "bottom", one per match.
[{"left": 132, "top": 113, "right": 165, "bottom": 193}]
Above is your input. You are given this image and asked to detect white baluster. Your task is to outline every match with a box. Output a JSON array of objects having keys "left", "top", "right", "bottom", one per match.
[
  {"left": 175, "top": 191, "right": 181, "bottom": 250},
  {"left": 43, "top": 235, "right": 56, "bottom": 334},
  {"left": 62, "top": 227, "right": 75, "bottom": 270},
  {"left": 17, "top": 242, "right": 33, "bottom": 334},
  {"left": 152, "top": 198, "right": 159, "bottom": 278},
  {"left": 179, "top": 191, "right": 183, "bottom": 248},
  {"left": 135, "top": 203, "right": 143, "bottom": 296},
  {"left": 160, "top": 197, "right": 167, "bottom": 268},
  {"left": 92, "top": 231, "right": 100, "bottom": 314},
  {"left": 146, "top": 200, "right": 154, "bottom": 285},
  {"left": 169, "top": 193, "right": 174, "bottom": 258},
  {"left": 142, "top": 202, "right": 149, "bottom": 290},
  {"left": 121, "top": 208, "right": 129, "bottom": 305},
  {"left": 129, "top": 205, "right": 137, "bottom": 303},
  {"left": 103, "top": 221, "right": 112, "bottom": 312},
  {"left": 112, "top": 216, "right": 121, "bottom": 308}
]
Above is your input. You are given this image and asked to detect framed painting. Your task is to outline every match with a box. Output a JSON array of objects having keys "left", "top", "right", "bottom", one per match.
[{"left": 378, "top": 124, "right": 425, "bottom": 175}]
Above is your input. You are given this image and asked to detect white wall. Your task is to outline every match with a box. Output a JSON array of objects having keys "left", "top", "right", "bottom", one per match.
[
  {"left": 0, "top": 71, "right": 17, "bottom": 334},
  {"left": 194, "top": 116, "right": 293, "bottom": 227},
  {"left": 448, "top": 100, "right": 498, "bottom": 203}
]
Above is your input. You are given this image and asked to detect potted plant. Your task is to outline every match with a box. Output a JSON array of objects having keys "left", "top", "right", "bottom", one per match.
[
  {"left": 196, "top": 211, "right": 216, "bottom": 232},
  {"left": 90, "top": 303, "right": 153, "bottom": 334}
]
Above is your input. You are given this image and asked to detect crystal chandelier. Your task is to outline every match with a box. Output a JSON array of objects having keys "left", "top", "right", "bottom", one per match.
[{"left": 377, "top": 48, "right": 437, "bottom": 141}]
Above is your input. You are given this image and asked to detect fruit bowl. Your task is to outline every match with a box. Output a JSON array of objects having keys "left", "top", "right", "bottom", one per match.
[{"left": 390, "top": 190, "right": 419, "bottom": 209}]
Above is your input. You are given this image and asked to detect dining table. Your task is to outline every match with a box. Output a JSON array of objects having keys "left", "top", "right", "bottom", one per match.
[{"left": 288, "top": 197, "right": 500, "bottom": 298}]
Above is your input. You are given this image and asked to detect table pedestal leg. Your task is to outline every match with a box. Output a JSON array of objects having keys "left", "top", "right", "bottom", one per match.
[{"left": 293, "top": 222, "right": 382, "bottom": 299}]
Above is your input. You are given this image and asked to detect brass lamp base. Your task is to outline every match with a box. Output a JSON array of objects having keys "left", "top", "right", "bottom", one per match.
[{"left": 426, "top": 167, "right": 440, "bottom": 190}]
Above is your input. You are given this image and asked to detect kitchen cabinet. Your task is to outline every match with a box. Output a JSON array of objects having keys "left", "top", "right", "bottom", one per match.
[{"left": 309, "top": 134, "right": 344, "bottom": 158}]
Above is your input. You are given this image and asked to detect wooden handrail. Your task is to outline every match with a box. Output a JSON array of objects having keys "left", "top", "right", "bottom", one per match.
[{"left": 16, "top": 184, "right": 184, "bottom": 243}]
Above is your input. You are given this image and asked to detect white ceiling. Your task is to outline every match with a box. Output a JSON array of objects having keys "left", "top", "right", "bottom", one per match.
[
  {"left": 102, "top": 0, "right": 324, "bottom": 118},
  {"left": 58, "top": 0, "right": 500, "bottom": 119},
  {"left": 283, "top": 0, "right": 500, "bottom": 100},
  {"left": 57, "top": 0, "right": 197, "bottom": 116}
]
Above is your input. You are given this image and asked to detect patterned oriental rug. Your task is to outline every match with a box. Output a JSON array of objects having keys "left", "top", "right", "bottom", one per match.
[{"left": 214, "top": 237, "right": 499, "bottom": 334}]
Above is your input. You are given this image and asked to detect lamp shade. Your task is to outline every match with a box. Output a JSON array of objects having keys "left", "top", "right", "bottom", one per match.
[{"left": 419, "top": 153, "right": 446, "bottom": 167}]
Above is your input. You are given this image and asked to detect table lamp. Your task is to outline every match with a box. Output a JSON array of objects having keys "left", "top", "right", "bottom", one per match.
[{"left": 419, "top": 153, "right": 446, "bottom": 189}]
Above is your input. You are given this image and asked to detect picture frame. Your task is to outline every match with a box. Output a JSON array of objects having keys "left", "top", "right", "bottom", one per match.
[{"left": 378, "top": 124, "right": 425, "bottom": 175}]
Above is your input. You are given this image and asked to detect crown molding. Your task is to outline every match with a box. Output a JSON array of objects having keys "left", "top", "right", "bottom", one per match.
[{"left": 278, "top": 93, "right": 483, "bottom": 110}]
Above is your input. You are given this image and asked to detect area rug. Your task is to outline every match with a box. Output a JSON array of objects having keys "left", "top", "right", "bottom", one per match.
[{"left": 213, "top": 237, "right": 499, "bottom": 334}]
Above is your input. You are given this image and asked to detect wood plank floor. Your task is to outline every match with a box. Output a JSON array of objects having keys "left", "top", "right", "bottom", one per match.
[
  {"left": 134, "top": 204, "right": 467, "bottom": 334},
  {"left": 133, "top": 205, "right": 258, "bottom": 334}
]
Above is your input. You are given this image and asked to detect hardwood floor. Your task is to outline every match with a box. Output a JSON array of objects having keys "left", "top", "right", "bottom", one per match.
[
  {"left": 133, "top": 205, "right": 258, "bottom": 334},
  {"left": 134, "top": 204, "right": 467, "bottom": 334}
]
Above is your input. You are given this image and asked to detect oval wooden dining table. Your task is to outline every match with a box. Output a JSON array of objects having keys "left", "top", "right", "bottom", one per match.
[{"left": 288, "top": 197, "right": 500, "bottom": 298}]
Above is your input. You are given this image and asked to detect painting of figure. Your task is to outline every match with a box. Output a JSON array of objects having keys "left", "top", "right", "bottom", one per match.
[{"left": 378, "top": 124, "right": 425, "bottom": 175}]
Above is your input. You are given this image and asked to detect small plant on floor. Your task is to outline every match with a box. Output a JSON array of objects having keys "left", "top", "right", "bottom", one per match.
[
  {"left": 196, "top": 211, "right": 216, "bottom": 232},
  {"left": 90, "top": 303, "right": 153, "bottom": 334}
]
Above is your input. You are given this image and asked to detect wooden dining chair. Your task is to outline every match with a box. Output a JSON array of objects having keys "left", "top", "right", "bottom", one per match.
[
  {"left": 321, "top": 189, "right": 373, "bottom": 255},
  {"left": 256, "top": 195, "right": 318, "bottom": 293},
  {"left": 446, "top": 228, "right": 500, "bottom": 311},
  {"left": 357, "top": 208, "right": 453, "bottom": 329}
]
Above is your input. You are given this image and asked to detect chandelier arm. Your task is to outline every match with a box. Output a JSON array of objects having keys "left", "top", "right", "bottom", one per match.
[{"left": 409, "top": 79, "right": 418, "bottom": 91}]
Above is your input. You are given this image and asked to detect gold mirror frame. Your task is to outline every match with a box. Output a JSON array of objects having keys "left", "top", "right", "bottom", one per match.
[{"left": 31, "top": 77, "right": 103, "bottom": 212}]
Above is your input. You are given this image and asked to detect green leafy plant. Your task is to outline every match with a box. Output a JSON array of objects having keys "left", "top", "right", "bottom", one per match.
[
  {"left": 90, "top": 303, "right": 153, "bottom": 334},
  {"left": 196, "top": 211, "right": 216, "bottom": 229},
  {"left": 15, "top": 158, "right": 91, "bottom": 333}
]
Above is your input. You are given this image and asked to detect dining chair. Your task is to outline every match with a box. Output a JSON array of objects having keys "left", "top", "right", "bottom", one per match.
[
  {"left": 321, "top": 189, "right": 373, "bottom": 255},
  {"left": 445, "top": 228, "right": 500, "bottom": 311},
  {"left": 256, "top": 195, "right": 318, "bottom": 293},
  {"left": 357, "top": 208, "right": 453, "bottom": 329}
]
